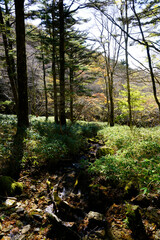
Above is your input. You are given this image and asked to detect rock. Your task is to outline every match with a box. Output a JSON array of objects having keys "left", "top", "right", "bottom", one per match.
[
  {"left": 154, "top": 230, "right": 160, "bottom": 240},
  {"left": 0, "top": 176, "right": 23, "bottom": 196},
  {"left": 86, "top": 211, "right": 106, "bottom": 230},
  {"left": 21, "top": 224, "right": 31, "bottom": 234},
  {"left": 18, "top": 234, "right": 26, "bottom": 240},
  {"left": 5, "top": 198, "right": 16, "bottom": 207},
  {"left": 96, "top": 146, "right": 114, "bottom": 158},
  {"left": 87, "top": 211, "right": 104, "bottom": 222},
  {"left": 47, "top": 212, "right": 78, "bottom": 239},
  {"left": 34, "top": 227, "right": 40, "bottom": 232},
  {"left": 16, "top": 207, "right": 25, "bottom": 214}
]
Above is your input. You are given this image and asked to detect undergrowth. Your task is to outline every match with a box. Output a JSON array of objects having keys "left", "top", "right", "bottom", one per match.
[
  {"left": 88, "top": 125, "right": 160, "bottom": 194},
  {"left": 0, "top": 114, "right": 160, "bottom": 194}
]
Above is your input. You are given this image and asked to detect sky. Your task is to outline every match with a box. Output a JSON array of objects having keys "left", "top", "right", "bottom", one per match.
[{"left": 26, "top": 0, "right": 148, "bottom": 69}]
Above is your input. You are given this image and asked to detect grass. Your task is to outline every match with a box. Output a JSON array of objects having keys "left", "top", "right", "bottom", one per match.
[
  {"left": 88, "top": 125, "right": 160, "bottom": 194},
  {"left": 0, "top": 114, "right": 160, "bottom": 194}
]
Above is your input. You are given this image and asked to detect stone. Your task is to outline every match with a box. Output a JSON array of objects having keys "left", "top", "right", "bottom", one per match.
[
  {"left": 87, "top": 211, "right": 104, "bottom": 222},
  {"left": 0, "top": 176, "right": 23, "bottom": 196},
  {"left": 5, "top": 198, "right": 16, "bottom": 207},
  {"left": 16, "top": 207, "right": 25, "bottom": 214},
  {"left": 155, "top": 230, "right": 160, "bottom": 240},
  {"left": 21, "top": 224, "right": 31, "bottom": 234}
]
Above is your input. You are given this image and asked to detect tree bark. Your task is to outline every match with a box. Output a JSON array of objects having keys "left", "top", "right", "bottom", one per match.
[
  {"left": 15, "top": 0, "right": 29, "bottom": 128},
  {"left": 59, "top": 0, "right": 66, "bottom": 126},
  {"left": 52, "top": 0, "right": 59, "bottom": 124}
]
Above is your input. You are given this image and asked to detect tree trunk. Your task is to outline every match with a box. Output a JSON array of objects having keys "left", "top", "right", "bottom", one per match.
[
  {"left": 125, "top": 0, "right": 132, "bottom": 127},
  {"left": 59, "top": 0, "right": 66, "bottom": 126},
  {"left": 132, "top": 0, "right": 160, "bottom": 117},
  {"left": 42, "top": 52, "right": 48, "bottom": 121},
  {"left": 15, "top": 0, "right": 29, "bottom": 128},
  {"left": 109, "top": 73, "right": 114, "bottom": 127},
  {"left": 0, "top": 7, "right": 18, "bottom": 109},
  {"left": 52, "top": 0, "right": 59, "bottom": 124},
  {"left": 104, "top": 74, "right": 110, "bottom": 123},
  {"left": 70, "top": 67, "right": 74, "bottom": 122}
]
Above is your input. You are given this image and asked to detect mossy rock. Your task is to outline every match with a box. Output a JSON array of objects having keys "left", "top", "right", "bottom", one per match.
[
  {"left": 96, "top": 146, "right": 114, "bottom": 158},
  {"left": 0, "top": 176, "right": 23, "bottom": 196}
]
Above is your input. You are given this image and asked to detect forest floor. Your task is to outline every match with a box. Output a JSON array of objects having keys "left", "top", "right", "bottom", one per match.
[
  {"left": 0, "top": 116, "right": 160, "bottom": 239},
  {"left": 0, "top": 140, "right": 160, "bottom": 240}
]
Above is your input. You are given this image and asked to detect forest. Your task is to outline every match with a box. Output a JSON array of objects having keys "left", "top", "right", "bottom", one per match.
[{"left": 0, "top": 0, "right": 160, "bottom": 239}]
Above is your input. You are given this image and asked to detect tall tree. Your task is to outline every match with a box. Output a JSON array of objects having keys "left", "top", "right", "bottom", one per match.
[
  {"left": 59, "top": 0, "right": 66, "bottom": 125},
  {"left": 15, "top": 0, "right": 29, "bottom": 127},
  {"left": 0, "top": 4, "right": 18, "bottom": 109},
  {"left": 94, "top": 10, "right": 122, "bottom": 126},
  {"left": 122, "top": 0, "right": 132, "bottom": 127},
  {"left": 52, "top": 0, "right": 59, "bottom": 123},
  {"left": 132, "top": 0, "right": 160, "bottom": 116}
]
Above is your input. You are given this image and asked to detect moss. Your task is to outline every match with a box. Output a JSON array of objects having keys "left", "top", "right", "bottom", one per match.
[
  {"left": 11, "top": 182, "right": 23, "bottom": 195},
  {"left": 0, "top": 176, "right": 23, "bottom": 196}
]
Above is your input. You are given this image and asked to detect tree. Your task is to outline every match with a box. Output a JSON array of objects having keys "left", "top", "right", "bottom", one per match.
[
  {"left": 52, "top": 0, "right": 59, "bottom": 123},
  {"left": 93, "top": 9, "right": 122, "bottom": 126},
  {"left": 121, "top": 0, "right": 132, "bottom": 127},
  {"left": 59, "top": 0, "right": 66, "bottom": 126},
  {"left": 14, "top": 0, "right": 29, "bottom": 127},
  {"left": 132, "top": 0, "right": 160, "bottom": 117},
  {"left": 116, "top": 84, "right": 146, "bottom": 124},
  {"left": 0, "top": 3, "right": 18, "bottom": 110}
]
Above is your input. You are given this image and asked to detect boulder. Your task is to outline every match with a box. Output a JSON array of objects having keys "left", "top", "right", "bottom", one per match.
[{"left": 0, "top": 176, "right": 23, "bottom": 196}]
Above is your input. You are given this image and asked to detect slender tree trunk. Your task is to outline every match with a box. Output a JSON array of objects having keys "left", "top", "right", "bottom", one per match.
[
  {"left": 124, "top": 0, "right": 132, "bottom": 127},
  {"left": 52, "top": 0, "right": 59, "bottom": 124},
  {"left": 109, "top": 73, "right": 114, "bottom": 126},
  {"left": 0, "top": 7, "right": 18, "bottom": 109},
  {"left": 15, "top": 0, "right": 29, "bottom": 127},
  {"left": 70, "top": 67, "right": 74, "bottom": 122},
  {"left": 42, "top": 53, "right": 48, "bottom": 121},
  {"left": 59, "top": 0, "right": 66, "bottom": 126},
  {"left": 104, "top": 74, "right": 110, "bottom": 123},
  {"left": 132, "top": 0, "right": 160, "bottom": 117}
]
